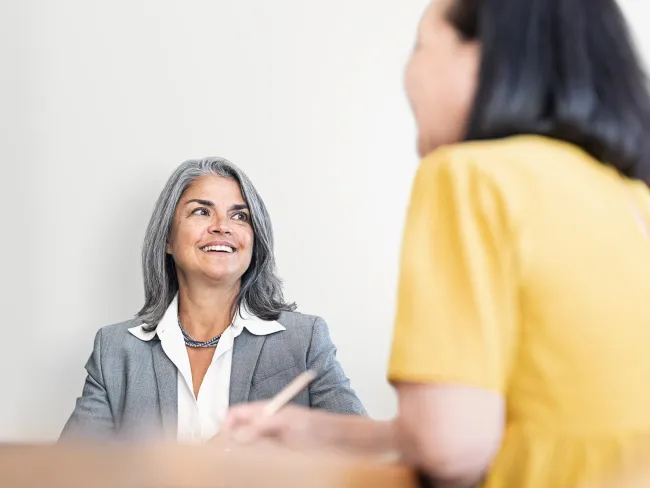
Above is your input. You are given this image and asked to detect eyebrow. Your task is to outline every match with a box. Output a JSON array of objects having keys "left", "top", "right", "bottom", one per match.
[
  {"left": 230, "top": 203, "right": 249, "bottom": 212},
  {"left": 185, "top": 199, "right": 249, "bottom": 211},
  {"left": 186, "top": 199, "right": 214, "bottom": 207}
]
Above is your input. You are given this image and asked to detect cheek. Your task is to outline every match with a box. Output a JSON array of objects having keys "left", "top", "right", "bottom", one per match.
[
  {"left": 241, "top": 230, "right": 254, "bottom": 255},
  {"left": 404, "top": 55, "right": 424, "bottom": 113},
  {"left": 233, "top": 226, "right": 254, "bottom": 257},
  {"left": 405, "top": 53, "right": 442, "bottom": 124},
  {"left": 169, "top": 221, "right": 204, "bottom": 251},
  {"left": 405, "top": 47, "right": 478, "bottom": 153},
  {"left": 405, "top": 56, "right": 441, "bottom": 151},
  {"left": 239, "top": 233, "right": 254, "bottom": 271}
]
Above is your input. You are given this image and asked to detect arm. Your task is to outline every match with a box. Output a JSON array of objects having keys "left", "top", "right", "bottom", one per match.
[
  {"left": 222, "top": 403, "right": 398, "bottom": 456},
  {"left": 319, "top": 416, "right": 397, "bottom": 455},
  {"left": 306, "top": 316, "right": 366, "bottom": 415},
  {"left": 59, "top": 328, "right": 115, "bottom": 442},
  {"left": 395, "top": 383, "right": 504, "bottom": 487},
  {"left": 388, "top": 151, "right": 518, "bottom": 486}
]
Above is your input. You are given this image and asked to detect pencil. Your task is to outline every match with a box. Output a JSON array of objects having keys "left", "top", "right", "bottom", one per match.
[{"left": 262, "top": 369, "right": 317, "bottom": 417}]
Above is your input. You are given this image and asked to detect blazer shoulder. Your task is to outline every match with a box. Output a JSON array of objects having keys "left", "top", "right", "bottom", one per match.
[
  {"left": 95, "top": 317, "right": 148, "bottom": 350},
  {"left": 272, "top": 311, "right": 334, "bottom": 356},
  {"left": 276, "top": 311, "right": 325, "bottom": 332}
]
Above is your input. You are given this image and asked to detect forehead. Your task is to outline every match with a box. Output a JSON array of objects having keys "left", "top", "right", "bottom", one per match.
[{"left": 182, "top": 174, "right": 245, "bottom": 201}]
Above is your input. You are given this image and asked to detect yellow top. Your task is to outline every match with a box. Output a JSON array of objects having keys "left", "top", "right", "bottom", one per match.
[{"left": 388, "top": 135, "right": 650, "bottom": 487}]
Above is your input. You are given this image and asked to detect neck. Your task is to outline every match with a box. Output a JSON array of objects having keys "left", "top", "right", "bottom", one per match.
[{"left": 176, "top": 278, "right": 240, "bottom": 341}]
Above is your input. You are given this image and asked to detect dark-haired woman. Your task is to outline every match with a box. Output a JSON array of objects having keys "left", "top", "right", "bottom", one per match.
[{"left": 222, "top": 1, "right": 650, "bottom": 486}]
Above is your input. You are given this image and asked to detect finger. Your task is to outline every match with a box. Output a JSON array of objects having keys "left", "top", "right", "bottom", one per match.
[
  {"left": 221, "top": 403, "right": 267, "bottom": 432},
  {"left": 231, "top": 416, "right": 283, "bottom": 444}
]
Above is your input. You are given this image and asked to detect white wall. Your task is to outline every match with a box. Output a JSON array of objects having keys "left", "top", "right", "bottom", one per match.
[
  {"left": 0, "top": 0, "right": 426, "bottom": 441},
  {"left": 619, "top": 1, "right": 650, "bottom": 69},
  {"left": 2, "top": 0, "right": 649, "bottom": 441}
]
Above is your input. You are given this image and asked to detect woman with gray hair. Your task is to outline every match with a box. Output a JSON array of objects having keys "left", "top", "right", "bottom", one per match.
[{"left": 60, "top": 157, "right": 364, "bottom": 443}]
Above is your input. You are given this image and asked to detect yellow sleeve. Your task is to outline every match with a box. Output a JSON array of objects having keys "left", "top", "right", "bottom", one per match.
[{"left": 388, "top": 150, "right": 519, "bottom": 392}]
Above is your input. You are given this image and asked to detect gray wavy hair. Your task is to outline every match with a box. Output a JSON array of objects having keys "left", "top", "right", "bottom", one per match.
[{"left": 137, "top": 157, "right": 296, "bottom": 329}]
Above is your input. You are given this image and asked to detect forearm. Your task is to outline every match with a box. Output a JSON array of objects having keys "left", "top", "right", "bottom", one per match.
[
  {"left": 397, "top": 423, "right": 488, "bottom": 488},
  {"left": 319, "top": 414, "right": 398, "bottom": 456}
]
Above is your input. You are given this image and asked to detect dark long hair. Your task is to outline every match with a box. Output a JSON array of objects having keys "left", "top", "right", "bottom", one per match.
[{"left": 448, "top": 0, "right": 650, "bottom": 181}]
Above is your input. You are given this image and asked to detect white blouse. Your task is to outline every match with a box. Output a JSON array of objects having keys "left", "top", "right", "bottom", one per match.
[{"left": 128, "top": 295, "right": 285, "bottom": 442}]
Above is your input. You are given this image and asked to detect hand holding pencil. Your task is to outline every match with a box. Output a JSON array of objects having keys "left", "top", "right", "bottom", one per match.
[
  {"left": 220, "top": 369, "right": 400, "bottom": 458},
  {"left": 220, "top": 370, "right": 324, "bottom": 447}
]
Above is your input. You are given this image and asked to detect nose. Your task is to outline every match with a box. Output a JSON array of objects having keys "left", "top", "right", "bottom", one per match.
[{"left": 208, "top": 216, "right": 231, "bottom": 235}]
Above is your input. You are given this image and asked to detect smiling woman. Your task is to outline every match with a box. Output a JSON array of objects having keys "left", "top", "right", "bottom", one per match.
[{"left": 59, "top": 157, "right": 365, "bottom": 443}]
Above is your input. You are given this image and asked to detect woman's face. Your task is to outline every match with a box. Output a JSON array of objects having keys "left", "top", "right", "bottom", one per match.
[
  {"left": 404, "top": 0, "right": 480, "bottom": 158},
  {"left": 167, "top": 175, "right": 254, "bottom": 289}
]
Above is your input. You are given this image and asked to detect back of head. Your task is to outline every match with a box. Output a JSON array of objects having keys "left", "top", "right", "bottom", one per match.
[{"left": 450, "top": 0, "right": 650, "bottom": 180}]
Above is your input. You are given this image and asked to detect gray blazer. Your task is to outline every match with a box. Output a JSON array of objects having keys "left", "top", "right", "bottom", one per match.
[{"left": 60, "top": 311, "right": 365, "bottom": 442}]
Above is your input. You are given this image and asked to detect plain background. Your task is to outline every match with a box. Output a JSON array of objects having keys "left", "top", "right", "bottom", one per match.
[{"left": 1, "top": 0, "right": 648, "bottom": 441}]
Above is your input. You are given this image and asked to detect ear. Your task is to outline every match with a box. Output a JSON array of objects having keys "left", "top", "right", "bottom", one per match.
[
  {"left": 166, "top": 241, "right": 173, "bottom": 255},
  {"left": 453, "top": 39, "right": 480, "bottom": 118},
  {"left": 456, "top": 36, "right": 479, "bottom": 75},
  {"left": 460, "top": 38, "right": 480, "bottom": 78}
]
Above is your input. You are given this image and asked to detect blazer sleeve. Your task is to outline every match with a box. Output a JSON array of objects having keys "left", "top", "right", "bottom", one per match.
[
  {"left": 306, "top": 317, "right": 367, "bottom": 415},
  {"left": 59, "top": 328, "right": 116, "bottom": 442}
]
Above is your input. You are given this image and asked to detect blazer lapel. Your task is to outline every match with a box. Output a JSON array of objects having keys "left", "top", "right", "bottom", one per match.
[
  {"left": 229, "top": 330, "right": 266, "bottom": 405},
  {"left": 152, "top": 340, "right": 178, "bottom": 440}
]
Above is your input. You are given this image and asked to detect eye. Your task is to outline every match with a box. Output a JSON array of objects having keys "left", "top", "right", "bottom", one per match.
[
  {"left": 191, "top": 207, "right": 210, "bottom": 217},
  {"left": 232, "top": 211, "right": 249, "bottom": 222}
]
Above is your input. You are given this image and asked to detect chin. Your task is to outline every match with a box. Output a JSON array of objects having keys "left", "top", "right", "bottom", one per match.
[
  {"left": 418, "top": 132, "right": 458, "bottom": 158},
  {"left": 200, "top": 268, "right": 241, "bottom": 285},
  {"left": 417, "top": 137, "right": 434, "bottom": 159}
]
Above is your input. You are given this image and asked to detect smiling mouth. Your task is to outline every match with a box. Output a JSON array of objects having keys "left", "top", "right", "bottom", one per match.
[{"left": 200, "top": 245, "right": 235, "bottom": 254}]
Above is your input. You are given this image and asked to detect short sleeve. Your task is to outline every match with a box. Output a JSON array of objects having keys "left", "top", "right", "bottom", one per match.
[{"left": 388, "top": 150, "right": 519, "bottom": 392}]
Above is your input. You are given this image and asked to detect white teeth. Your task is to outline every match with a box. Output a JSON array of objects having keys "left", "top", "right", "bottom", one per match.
[{"left": 201, "top": 245, "right": 234, "bottom": 253}]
